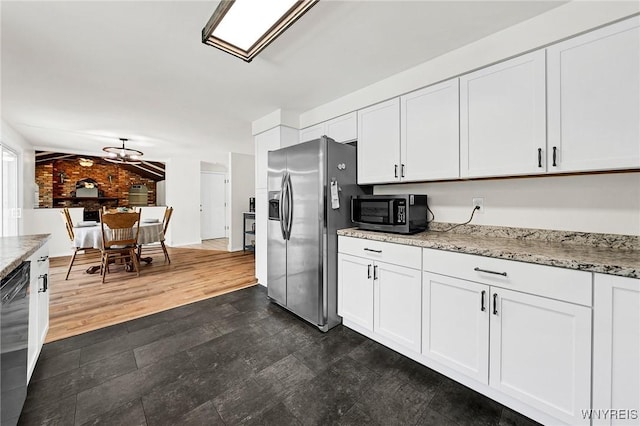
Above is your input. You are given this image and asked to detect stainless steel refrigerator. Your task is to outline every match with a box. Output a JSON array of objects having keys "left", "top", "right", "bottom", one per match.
[{"left": 267, "top": 137, "right": 364, "bottom": 331}]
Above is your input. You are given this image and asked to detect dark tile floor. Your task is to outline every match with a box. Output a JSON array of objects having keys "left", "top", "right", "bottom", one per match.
[{"left": 19, "top": 285, "right": 540, "bottom": 426}]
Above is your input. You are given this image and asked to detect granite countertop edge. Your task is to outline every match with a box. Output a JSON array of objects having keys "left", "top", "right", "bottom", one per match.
[
  {"left": 337, "top": 228, "right": 639, "bottom": 279},
  {"left": 1, "top": 234, "right": 52, "bottom": 280}
]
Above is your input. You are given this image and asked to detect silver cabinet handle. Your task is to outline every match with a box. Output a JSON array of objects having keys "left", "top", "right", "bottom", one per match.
[
  {"left": 39, "top": 274, "right": 48, "bottom": 292},
  {"left": 493, "top": 293, "right": 498, "bottom": 315},
  {"left": 481, "top": 290, "right": 486, "bottom": 312},
  {"left": 373, "top": 265, "right": 378, "bottom": 280},
  {"left": 364, "top": 248, "right": 382, "bottom": 253},
  {"left": 367, "top": 264, "right": 372, "bottom": 279},
  {"left": 474, "top": 267, "right": 507, "bottom": 277}
]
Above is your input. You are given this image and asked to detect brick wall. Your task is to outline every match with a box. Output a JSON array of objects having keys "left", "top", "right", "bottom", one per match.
[{"left": 36, "top": 158, "right": 158, "bottom": 209}]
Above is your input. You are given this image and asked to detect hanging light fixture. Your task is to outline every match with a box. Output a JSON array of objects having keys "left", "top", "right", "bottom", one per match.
[{"left": 102, "top": 138, "right": 143, "bottom": 165}]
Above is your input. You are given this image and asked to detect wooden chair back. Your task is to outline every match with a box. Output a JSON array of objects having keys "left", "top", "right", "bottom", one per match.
[
  {"left": 162, "top": 207, "right": 174, "bottom": 235},
  {"left": 99, "top": 211, "right": 141, "bottom": 249},
  {"left": 61, "top": 208, "right": 75, "bottom": 241}
]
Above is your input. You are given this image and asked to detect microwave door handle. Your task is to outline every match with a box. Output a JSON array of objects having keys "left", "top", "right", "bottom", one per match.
[{"left": 350, "top": 199, "right": 355, "bottom": 223}]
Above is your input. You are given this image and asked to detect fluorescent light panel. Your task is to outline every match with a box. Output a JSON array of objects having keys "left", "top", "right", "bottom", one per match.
[{"left": 202, "top": 0, "right": 318, "bottom": 62}]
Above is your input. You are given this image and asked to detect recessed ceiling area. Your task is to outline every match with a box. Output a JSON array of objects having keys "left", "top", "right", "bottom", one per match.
[{"left": 2, "top": 1, "right": 567, "bottom": 161}]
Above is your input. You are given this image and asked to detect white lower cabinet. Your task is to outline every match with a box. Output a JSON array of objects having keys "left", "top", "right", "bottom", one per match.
[
  {"left": 374, "top": 262, "right": 421, "bottom": 352},
  {"left": 27, "top": 242, "right": 50, "bottom": 381},
  {"left": 422, "top": 270, "right": 591, "bottom": 424},
  {"left": 337, "top": 253, "right": 374, "bottom": 331},
  {"left": 592, "top": 274, "right": 640, "bottom": 426},
  {"left": 422, "top": 272, "right": 489, "bottom": 384},
  {"left": 489, "top": 287, "right": 591, "bottom": 425},
  {"left": 338, "top": 237, "right": 421, "bottom": 352}
]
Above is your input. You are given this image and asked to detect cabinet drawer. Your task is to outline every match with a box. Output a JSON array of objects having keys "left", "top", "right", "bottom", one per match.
[
  {"left": 339, "top": 236, "right": 421, "bottom": 270},
  {"left": 423, "top": 249, "right": 592, "bottom": 306}
]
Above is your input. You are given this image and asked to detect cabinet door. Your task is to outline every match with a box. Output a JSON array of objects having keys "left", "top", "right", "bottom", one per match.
[
  {"left": 299, "top": 123, "right": 324, "bottom": 143},
  {"left": 27, "top": 243, "right": 49, "bottom": 381},
  {"left": 325, "top": 112, "right": 357, "bottom": 143},
  {"left": 593, "top": 274, "right": 640, "bottom": 426},
  {"left": 255, "top": 128, "right": 282, "bottom": 190},
  {"left": 460, "top": 51, "right": 546, "bottom": 178},
  {"left": 547, "top": 17, "right": 640, "bottom": 173},
  {"left": 401, "top": 79, "right": 460, "bottom": 181},
  {"left": 254, "top": 189, "right": 268, "bottom": 285},
  {"left": 422, "top": 272, "right": 489, "bottom": 384},
  {"left": 36, "top": 247, "right": 49, "bottom": 347},
  {"left": 338, "top": 253, "right": 374, "bottom": 332},
  {"left": 490, "top": 287, "right": 591, "bottom": 425},
  {"left": 357, "top": 98, "right": 401, "bottom": 184},
  {"left": 374, "top": 261, "right": 421, "bottom": 352}
]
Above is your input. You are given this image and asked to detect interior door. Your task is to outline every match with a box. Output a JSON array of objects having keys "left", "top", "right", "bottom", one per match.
[
  {"left": 200, "top": 172, "right": 226, "bottom": 240},
  {"left": 285, "top": 141, "right": 323, "bottom": 325}
]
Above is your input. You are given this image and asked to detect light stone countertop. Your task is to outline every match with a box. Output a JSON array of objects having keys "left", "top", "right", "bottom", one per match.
[
  {"left": 337, "top": 225, "right": 639, "bottom": 279},
  {"left": 1, "top": 234, "right": 51, "bottom": 280}
]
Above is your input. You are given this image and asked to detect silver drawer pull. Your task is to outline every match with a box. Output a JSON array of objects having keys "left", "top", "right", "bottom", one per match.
[
  {"left": 474, "top": 267, "right": 507, "bottom": 277},
  {"left": 364, "top": 248, "right": 382, "bottom": 253}
]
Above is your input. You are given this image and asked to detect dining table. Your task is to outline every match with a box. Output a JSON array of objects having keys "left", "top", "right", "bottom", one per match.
[{"left": 73, "top": 221, "right": 164, "bottom": 272}]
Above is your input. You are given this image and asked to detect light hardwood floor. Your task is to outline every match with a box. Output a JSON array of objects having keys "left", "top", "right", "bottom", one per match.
[
  {"left": 46, "top": 246, "right": 257, "bottom": 342},
  {"left": 182, "top": 238, "right": 229, "bottom": 251}
]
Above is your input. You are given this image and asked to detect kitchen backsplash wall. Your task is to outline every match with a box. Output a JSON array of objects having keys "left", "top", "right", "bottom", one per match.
[
  {"left": 374, "top": 172, "right": 640, "bottom": 236},
  {"left": 36, "top": 158, "right": 157, "bottom": 208}
]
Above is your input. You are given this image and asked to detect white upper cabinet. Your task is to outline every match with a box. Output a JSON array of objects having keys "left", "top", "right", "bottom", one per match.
[
  {"left": 357, "top": 98, "right": 401, "bottom": 184},
  {"left": 299, "top": 123, "right": 324, "bottom": 144},
  {"left": 547, "top": 17, "right": 640, "bottom": 173},
  {"left": 401, "top": 79, "right": 460, "bottom": 181},
  {"left": 255, "top": 126, "right": 297, "bottom": 190},
  {"left": 299, "top": 112, "right": 357, "bottom": 144},
  {"left": 460, "top": 50, "right": 547, "bottom": 178},
  {"left": 325, "top": 112, "right": 357, "bottom": 143},
  {"left": 255, "top": 127, "right": 282, "bottom": 190}
]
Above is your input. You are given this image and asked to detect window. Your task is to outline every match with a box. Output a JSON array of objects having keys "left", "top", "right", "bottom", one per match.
[{"left": 0, "top": 143, "right": 20, "bottom": 237}]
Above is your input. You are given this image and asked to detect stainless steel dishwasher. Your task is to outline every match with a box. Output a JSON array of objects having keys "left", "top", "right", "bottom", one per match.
[{"left": 1, "top": 261, "right": 30, "bottom": 426}]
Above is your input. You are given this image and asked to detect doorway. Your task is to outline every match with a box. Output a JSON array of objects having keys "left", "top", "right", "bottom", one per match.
[{"left": 200, "top": 172, "right": 227, "bottom": 240}]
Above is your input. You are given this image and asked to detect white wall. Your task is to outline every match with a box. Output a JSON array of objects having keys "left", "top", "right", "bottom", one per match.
[
  {"left": 165, "top": 157, "right": 201, "bottom": 246},
  {"left": 299, "top": 2, "right": 640, "bottom": 127},
  {"left": 376, "top": 173, "right": 640, "bottom": 236},
  {"left": 228, "top": 152, "right": 255, "bottom": 251}
]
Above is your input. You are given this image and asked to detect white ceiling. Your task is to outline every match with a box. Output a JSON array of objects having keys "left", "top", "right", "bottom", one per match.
[{"left": 1, "top": 0, "right": 567, "bottom": 162}]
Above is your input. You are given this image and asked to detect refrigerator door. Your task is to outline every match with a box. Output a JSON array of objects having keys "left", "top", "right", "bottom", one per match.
[
  {"left": 267, "top": 149, "right": 287, "bottom": 305},
  {"left": 285, "top": 140, "right": 324, "bottom": 325}
]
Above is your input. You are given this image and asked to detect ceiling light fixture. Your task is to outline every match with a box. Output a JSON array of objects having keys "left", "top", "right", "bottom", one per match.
[
  {"left": 202, "top": 0, "right": 318, "bottom": 62},
  {"left": 78, "top": 158, "right": 94, "bottom": 167},
  {"left": 103, "top": 138, "right": 143, "bottom": 165}
]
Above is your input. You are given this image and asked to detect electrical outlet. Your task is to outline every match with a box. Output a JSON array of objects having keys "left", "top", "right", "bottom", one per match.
[{"left": 472, "top": 197, "right": 484, "bottom": 213}]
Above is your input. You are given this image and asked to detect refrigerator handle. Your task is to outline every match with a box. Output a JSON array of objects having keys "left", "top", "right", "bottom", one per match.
[
  {"left": 286, "top": 173, "right": 294, "bottom": 240},
  {"left": 279, "top": 175, "right": 287, "bottom": 240}
]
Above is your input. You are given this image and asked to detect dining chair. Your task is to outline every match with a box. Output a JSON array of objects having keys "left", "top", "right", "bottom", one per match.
[
  {"left": 138, "top": 206, "right": 173, "bottom": 263},
  {"left": 60, "top": 208, "right": 101, "bottom": 280},
  {"left": 99, "top": 210, "right": 141, "bottom": 283}
]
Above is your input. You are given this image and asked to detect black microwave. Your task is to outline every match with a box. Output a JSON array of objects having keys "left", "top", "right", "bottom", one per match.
[{"left": 351, "top": 194, "right": 428, "bottom": 234}]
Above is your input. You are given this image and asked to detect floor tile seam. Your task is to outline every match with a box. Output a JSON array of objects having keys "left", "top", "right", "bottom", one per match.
[
  {"left": 132, "top": 326, "right": 224, "bottom": 369},
  {"left": 79, "top": 347, "right": 137, "bottom": 368}
]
